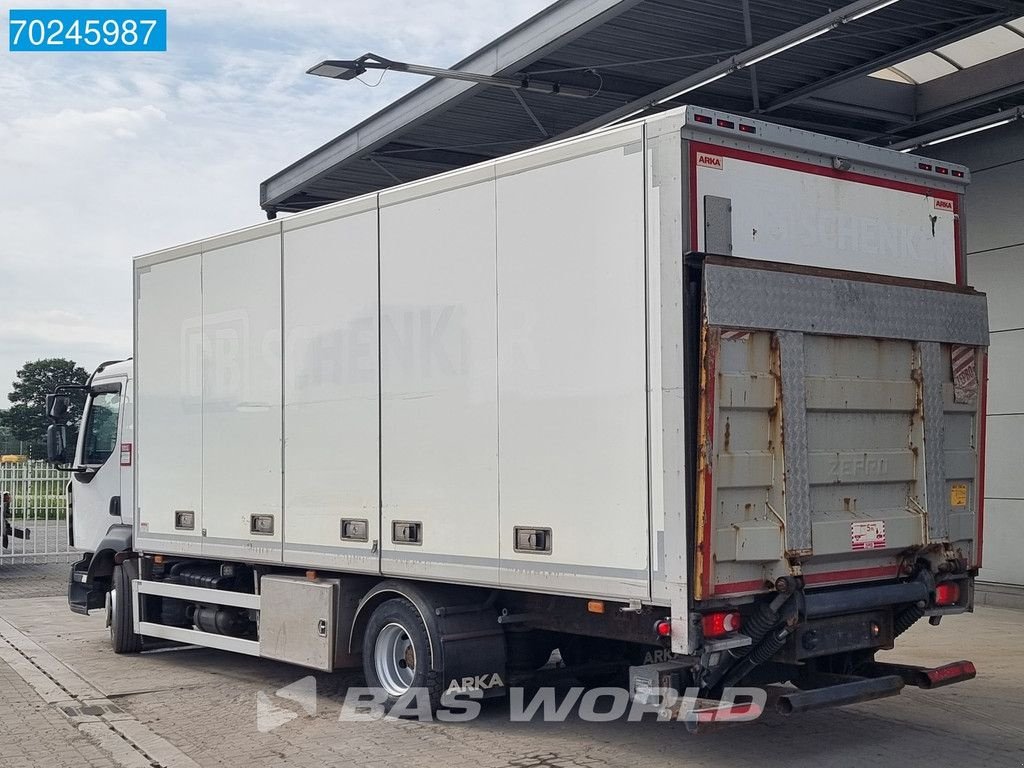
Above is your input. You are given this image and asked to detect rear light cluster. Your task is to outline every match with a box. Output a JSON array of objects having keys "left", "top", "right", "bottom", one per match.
[
  {"left": 934, "top": 582, "right": 961, "bottom": 607},
  {"left": 918, "top": 161, "right": 964, "bottom": 178},
  {"left": 693, "top": 112, "right": 757, "bottom": 135},
  {"left": 702, "top": 611, "right": 742, "bottom": 638}
]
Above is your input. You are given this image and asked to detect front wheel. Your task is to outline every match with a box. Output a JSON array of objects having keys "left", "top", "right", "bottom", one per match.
[
  {"left": 361, "top": 598, "right": 442, "bottom": 711},
  {"left": 110, "top": 561, "right": 142, "bottom": 654}
]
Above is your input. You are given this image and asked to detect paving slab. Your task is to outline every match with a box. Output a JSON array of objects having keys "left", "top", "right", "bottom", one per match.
[{"left": 1, "top": 594, "right": 1022, "bottom": 768}]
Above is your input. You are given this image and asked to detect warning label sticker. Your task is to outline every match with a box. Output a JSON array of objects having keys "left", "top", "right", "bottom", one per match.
[
  {"left": 950, "top": 484, "right": 969, "bottom": 507},
  {"left": 951, "top": 345, "right": 978, "bottom": 405},
  {"left": 851, "top": 520, "right": 886, "bottom": 551}
]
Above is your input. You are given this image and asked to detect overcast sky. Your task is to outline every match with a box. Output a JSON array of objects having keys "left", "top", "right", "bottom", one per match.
[{"left": 0, "top": 0, "right": 551, "bottom": 401}]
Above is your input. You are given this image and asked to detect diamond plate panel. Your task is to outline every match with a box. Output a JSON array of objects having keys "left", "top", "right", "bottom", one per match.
[
  {"left": 919, "top": 342, "right": 949, "bottom": 542},
  {"left": 703, "top": 263, "right": 988, "bottom": 346},
  {"left": 778, "top": 331, "right": 813, "bottom": 555}
]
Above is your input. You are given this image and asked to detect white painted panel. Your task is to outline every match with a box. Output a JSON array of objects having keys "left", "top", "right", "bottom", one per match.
[
  {"left": 694, "top": 149, "right": 957, "bottom": 282},
  {"left": 987, "top": 330, "right": 1024, "bottom": 415},
  {"left": 496, "top": 128, "right": 649, "bottom": 599},
  {"left": 283, "top": 206, "right": 380, "bottom": 572},
  {"left": 979, "top": 499, "right": 1024, "bottom": 586},
  {"left": 984, "top": 414, "right": 1024, "bottom": 500},
  {"left": 135, "top": 253, "right": 203, "bottom": 550},
  {"left": 201, "top": 233, "right": 282, "bottom": 562},
  {"left": 966, "top": 246, "right": 1024, "bottom": 333},
  {"left": 379, "top": 172, "right": 498, "bottom": 585}
]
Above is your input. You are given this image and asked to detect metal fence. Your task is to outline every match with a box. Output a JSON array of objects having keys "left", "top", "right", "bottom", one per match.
[{"left": 1, "top": 460, "right": 73, "bottom": 564}]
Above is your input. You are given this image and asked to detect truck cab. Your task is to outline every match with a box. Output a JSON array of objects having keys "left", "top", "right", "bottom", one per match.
[{"left": 48, "top": 359, "right": 134, "bottom": 614}]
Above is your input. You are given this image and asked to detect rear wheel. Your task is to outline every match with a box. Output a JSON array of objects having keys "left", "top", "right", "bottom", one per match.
[
  {"left": 110, "top": 561, "right": 142, "bottom": 654},
  {"left": 361, "top": 598, "right": 442, "bottom": 711}
]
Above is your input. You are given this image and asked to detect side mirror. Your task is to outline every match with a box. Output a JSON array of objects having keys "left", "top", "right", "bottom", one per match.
[
  {"left": 46, "top": 424, "right": 67, "bottom": 465},
  {"left": 47, "top": 394, "right": 70, "bottom": 421}
]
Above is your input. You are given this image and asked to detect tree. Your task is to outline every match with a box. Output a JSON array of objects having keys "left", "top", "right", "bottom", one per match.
[{"left": 0, "top": 359, "right": 88, "bottom": 459}]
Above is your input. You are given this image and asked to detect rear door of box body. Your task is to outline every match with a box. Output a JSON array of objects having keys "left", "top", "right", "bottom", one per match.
[
  {"left": 674, "top": 113, "right": 986, "bottom": 606},
  {"left": 692, "top": 260, "right": 987, "bottom": 603},
  {"left": 686, "top": 126, "right": 962, "bottom": 283}
]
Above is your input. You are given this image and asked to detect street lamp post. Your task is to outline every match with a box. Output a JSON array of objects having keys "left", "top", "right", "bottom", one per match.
[{"left": 306, "top": 53, "right": 595, "bottom": 98}]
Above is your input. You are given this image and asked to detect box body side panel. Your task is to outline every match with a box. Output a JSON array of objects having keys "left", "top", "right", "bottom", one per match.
[
  {"left": 495, "top": 126, "right": 650, "bottom": 600},
  {"left": 283, "top": 208, "right": 381, "bottom": 573},
  {"left": 135, "top": 252, "right": 204, "bottom": 554},
  {"left": 200, "top": 232, "right": 283, "bottom": 563},
  {"left": 379, "top": 174, "right": 500, "bottom": 585}
]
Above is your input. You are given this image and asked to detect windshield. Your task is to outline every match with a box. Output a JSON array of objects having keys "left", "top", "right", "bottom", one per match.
[{"left": 82, "top": 388, "right": 121, "bottom": 465}]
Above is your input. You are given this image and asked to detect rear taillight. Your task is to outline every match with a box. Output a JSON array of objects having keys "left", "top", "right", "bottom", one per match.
[
  {"left": 654, "top": 619, "right": 672, "bottom": 637},
  {"left": 702, "top": 611, "right": 742, "bottom": 638},
  {"left": 935, "top": 582, "right": 961, "bottom": 606}
]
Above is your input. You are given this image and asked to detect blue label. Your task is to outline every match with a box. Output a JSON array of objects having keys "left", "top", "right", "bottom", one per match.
[{"left": 9, "top": 9, "right": 167, "bottom": 51}]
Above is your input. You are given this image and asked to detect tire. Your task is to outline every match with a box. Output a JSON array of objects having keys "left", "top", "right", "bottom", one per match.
[
  {"left": 361, "top": 598, "right": 443, "bottom": 711},
  {"left": 110, "top": 561, "right": 142, "bottom": 654}
]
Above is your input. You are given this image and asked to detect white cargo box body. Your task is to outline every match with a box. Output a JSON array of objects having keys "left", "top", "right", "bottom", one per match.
[{"left": 134, "top": 107, "right": 986, "bottom": 641}]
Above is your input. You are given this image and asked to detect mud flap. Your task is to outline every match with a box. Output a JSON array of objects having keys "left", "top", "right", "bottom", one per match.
[{"left": 68, "top": 555, "right": 106, "bottom": 615}]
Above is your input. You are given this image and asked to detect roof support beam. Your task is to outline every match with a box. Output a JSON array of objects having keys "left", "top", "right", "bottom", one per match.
[
  {"left": 889, "top": 105, "right": 1023, "bottom": 151},
  {"left": 916, "top": 47, "right": 1024, "bottom": 118},
  {"left": 555, "top": 0, "right": 905, "bottom": 141},
  {"left": 512, "top": 89, "right": 550, "bottom": 137},
  {"left": 741, "top": 0, "right": 761, "bottom": 111},
  {"left": 368, "top": 157, "right": 403, "bottom": 185},
  {"left": 799, "top": 97, "right": 912, "bottom": 123},
  {"left": 858, "top": 48, "right": 1024, "bottom": 144}
]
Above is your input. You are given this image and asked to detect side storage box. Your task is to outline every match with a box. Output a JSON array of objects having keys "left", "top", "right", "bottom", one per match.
[
  {"left": 259, "top": 576, "right": 336, "bottom": 671},
  {"left": 259, "top": 575, "right": 371, "bottom": 671}
]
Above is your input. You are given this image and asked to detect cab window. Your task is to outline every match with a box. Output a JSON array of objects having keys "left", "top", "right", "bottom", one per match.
[{"left": 82, "top": 388, "right": 121, "bottom": 465}]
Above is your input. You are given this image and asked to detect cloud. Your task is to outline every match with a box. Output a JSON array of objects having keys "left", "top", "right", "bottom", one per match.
[{"left": 0, "top": 0, "right": 551, "bottom": 397}]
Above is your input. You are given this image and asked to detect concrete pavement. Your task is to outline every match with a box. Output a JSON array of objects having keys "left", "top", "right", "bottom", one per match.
[{"left": 0, "top": 579, "right": 1022, "bottom": 768}]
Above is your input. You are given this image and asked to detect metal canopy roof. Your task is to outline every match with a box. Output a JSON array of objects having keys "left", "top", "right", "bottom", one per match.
[{"left": 261, "top": 0, "right": 1024, "bottom": 215}]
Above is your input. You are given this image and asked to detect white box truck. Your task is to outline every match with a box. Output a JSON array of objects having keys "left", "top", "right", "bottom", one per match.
[{"left": 47, "top": 106, "right": 988, "bottom": 718}]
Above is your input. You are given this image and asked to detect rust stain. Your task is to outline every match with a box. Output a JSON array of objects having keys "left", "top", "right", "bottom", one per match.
[{"left": 694, "top": 323, "right": 720, "bottom": 601}]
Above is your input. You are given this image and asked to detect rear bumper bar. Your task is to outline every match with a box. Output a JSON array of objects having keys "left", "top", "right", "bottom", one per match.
[
  {"left": 777, "top": 674, "right": 904, "bottom": 715},
  {"left": 777, "top": 659, "right": 976, "bottom": 715},
  {"left": 858, "top": 659, "right": 977, "bottom": 690}
]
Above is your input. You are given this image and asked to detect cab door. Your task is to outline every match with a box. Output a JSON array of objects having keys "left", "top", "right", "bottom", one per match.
[{"left": 72, "top": 378, "right": 127, "bottom": 552}]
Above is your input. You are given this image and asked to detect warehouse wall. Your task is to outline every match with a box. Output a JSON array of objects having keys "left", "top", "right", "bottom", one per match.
[{"left": 932, "top": 121, "right": 1024, "bottom": 594}]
